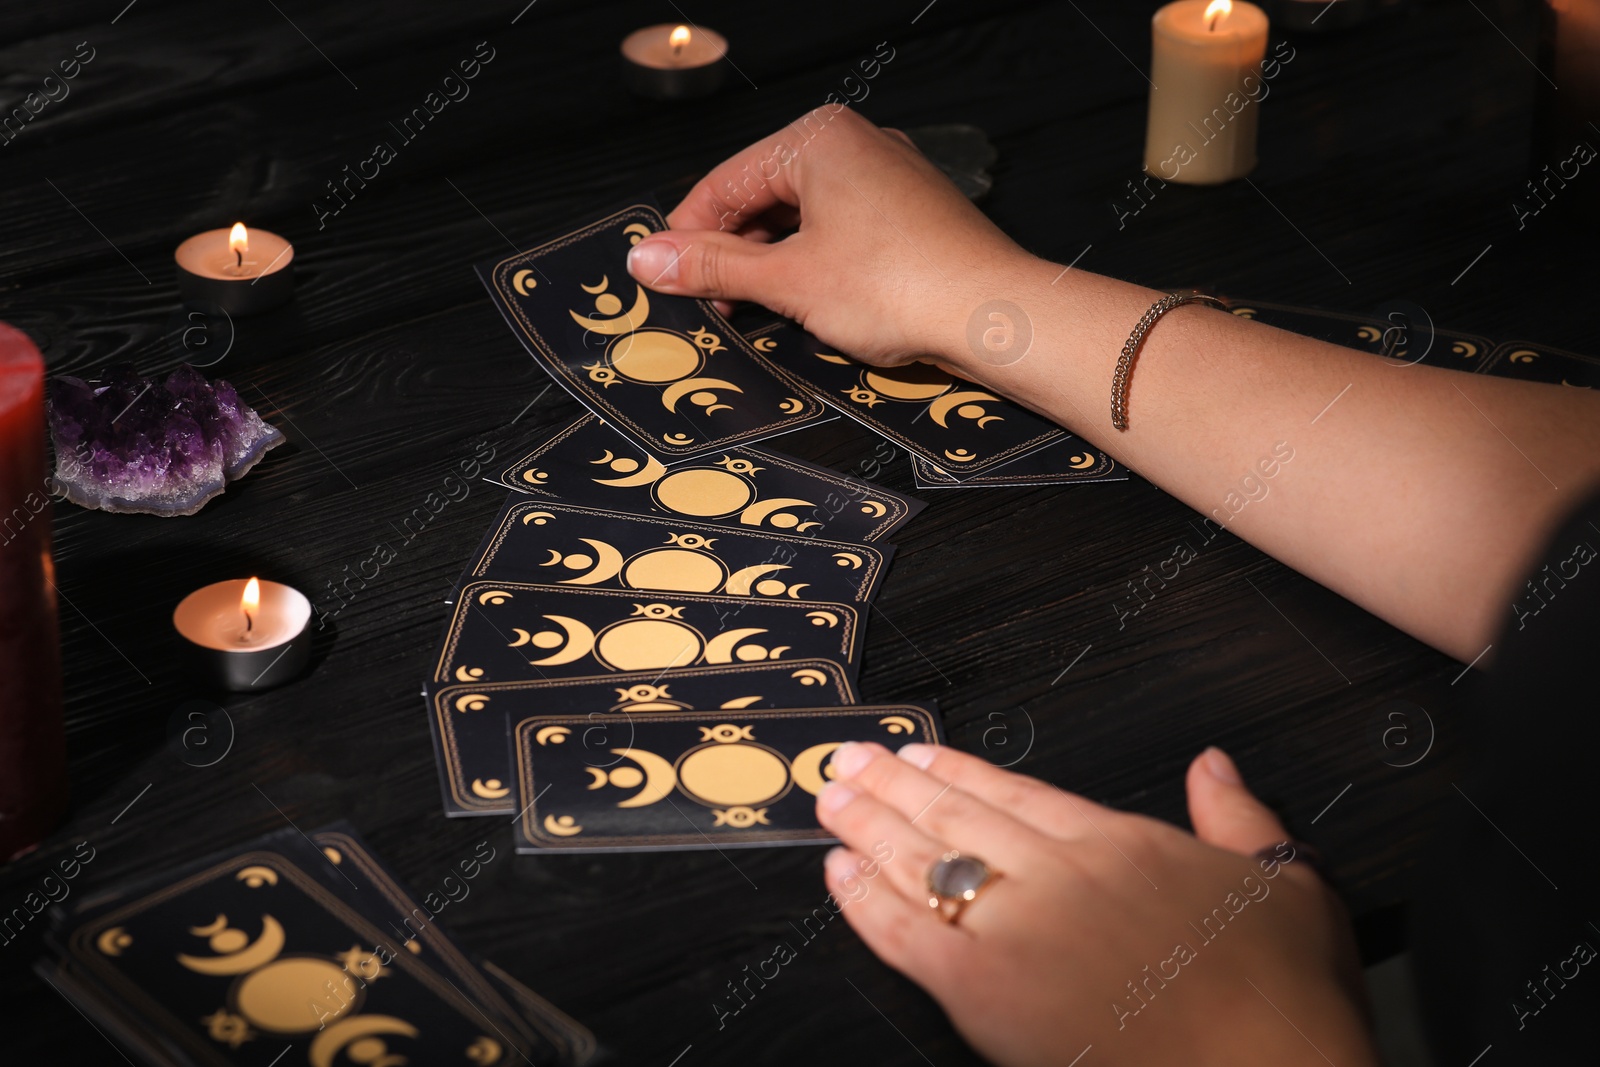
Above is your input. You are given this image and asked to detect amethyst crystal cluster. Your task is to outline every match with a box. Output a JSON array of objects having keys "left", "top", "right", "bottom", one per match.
[{"left": 46, "top": 364, "right": 283, "bottom": 516}]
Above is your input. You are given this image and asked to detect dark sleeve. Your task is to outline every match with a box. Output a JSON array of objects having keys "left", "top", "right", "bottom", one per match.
[{"left": 1411, "top": 490, "right": 1600, "bottom": 1061}]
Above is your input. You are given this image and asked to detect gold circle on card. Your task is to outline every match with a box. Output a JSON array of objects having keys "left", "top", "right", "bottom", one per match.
[
  {"left": 235, "top": 957, "right": 357, "bottom": 1033},
  {"left": 623, "top": 549, "right": 726, "bottom": 592},
  {"left": 595, "top": 619, "right": 702, "bottom": 670},
  {"left": 678, "top": 743, "right": 790, "bottom": 807},
  {"left": 609, "top": 329, "right": 703, "bottom": 383},
  {"left": 655, "top": 469, "right": 754, "bottom": 516}
]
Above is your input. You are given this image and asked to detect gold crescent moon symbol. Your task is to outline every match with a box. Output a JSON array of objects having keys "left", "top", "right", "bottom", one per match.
[
  {"left": 585, "top": 767, "right": 607, "bottom": 789},
  {"left": 520, "top": 468, "right": 550, "bottom": 485},
  {"left": 975, "top": 415, "right": 1003, "bottom": 427},
  {"left": 623, "top": 223, "right": 653, "bottom": 244},
  {"left": 543, "top": 814, "right": 584, "bottom": 836},
  {"left": 540, "top": 549, "right": 564, "bottom": 567},
  {"left": 786, "top": 583, "right": 809, "bottom": 599},
  {"left": 558, "top": 538, "right": 626, "bottom": 586},
  {"left": 309, "top": 1015, "right": 419, "bottom": 1067},
  {"left": 1231, "top": 307, "right": 1257, "bottom": 318},
  {"left": 178, "top": 915, "right": 286, "bottom": 975},
  {"left": 236, "top": 866, "right": 279, "bottom": 888},
  {"left": 477, "top": 589, "right": 514, "bottom": 606},
  {"left": 704, "top": 627, "right": 771, "bottom": 663},
  {"left": 806, "top": 611, "right": 839, "bottom": 628},
  {"left": 795, "top": 522, "right": 822, "bottom": 532},
  {"left": 569, "top": 285, "right": 649, "bottom": 335},
  {"left": 662, "top": 377, "right": 745, "bottom": 413},
  {"left": 723, "top": 563, "right": 788, "bottom": 596},
  {"left": 612, "top": 748, "right": 678, "bottom": 807},
  {"left": 791, "top": 742, "right": 843, "bottom": 795},
  {"left": 467, "top": 1036, "right": 504, "bottom": 1065},
  {"left": 929, "top": 389, "right": 1003, "bottom": 428},
  {"left": 322, "top": 847, "right": 342, "bottom": 865},
  {"left": 536, "top": 725, "right": 571, "bottom": 745},
  {"left": 455, "top": 693, "right": 489, "bottom": 712},
  {"left": 471, "top": 778, "right": 511, "bottom": 799},
  {"left": 1452, "top": 341, "right": 1479, "bottom": 358},
  {"left": 1509, "top": 349, "right": 1538, "bottom": 363},
  {"left": 526, "top": 616, "right": 597, "bottom": 665},
  {"left": 833, "top": 552, "right": 864, "bottom": 569},
  {"left": 791, "top": 668, "right": 829, "bottom": 685},
  {"left": 96, "top": 927, "right": 132, "bottom": 956},
  {"left": 778, "top": 397, "right": 805, "bottom": 413},
  {"left": 455, "top": 666, "right": 484, "bottom": 682},
  {"left": 509, "top": 628, "right": 532, "bottom": 647},
  {"left": 1357, "top": 326, "right": 1383, "bottom": 342},
  {"left": 738, "top": 497, "right": 815, "bottom": 526},
  {"left": 581, "top": 276, "right": 610, "bottom": 295},
  {"left": 521, "top": 511, "right": 555, "bottom": 525},
  {"left": 815, "top": 352, "right": 854, "bottom": 365},
  {"left": 593, "top": 455, "right": 667, "bottom": 487},
  {"left": 859, "top": 500, "right": 887, "bottom": 518},
  {"left": 512, "top": 269, "right": 537, "bottom": 296},
  {"left": 879, "top": 715, "right": 917, "bottom": 734},
  {"left": 720, "top": 696, "right": 764, "bottom": 709},
  {"left": 1069, "top": 453, "right": 1096, "bottom": 470}
]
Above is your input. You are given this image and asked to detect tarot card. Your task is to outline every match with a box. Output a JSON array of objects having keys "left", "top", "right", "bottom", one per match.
[
  {"left": 495, "top": 413, "right": 922, "bottom": 542},
  {"left": 434, "top": 581, "right": 863, "bottom": 685},
  {"left": 449, "top": 497, "right": 893, "bottom": 606},
  {"left": 426, "top": 659, "right": 857, "bottom": 817},
  {"left": 742, "top": 316, "right": 1065, "bottom": 476},
  {"left": 911, "top": 436, "right": 1126, "bottom": 488},
  {"left": 477, "top": 203, "right": 828, "bottom": 459},
  {"left": 1484, "top": 340, "right": 1600, "bottom": 388},
  {"left": 510, "top": 705, "right": 943, "bottom": 853},
  {"left": 56, "top": 838, "right": 552, "bottom": 1066},
  {"left": 307, "top": 827, "right": 595, "bottom": 1063}
]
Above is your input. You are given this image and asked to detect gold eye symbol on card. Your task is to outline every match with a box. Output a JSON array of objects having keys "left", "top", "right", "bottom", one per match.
[
  {"left": 570, "top": 275, "right": 650, "bottom": 334},
  {"left": 611, "top": 683, "right": 690, "bottom": 712},
  {"left": 235, "top": 866, "right": 279, "bottom": 888},
  {"left": 96, "top": 926, "right": 132, "bottom": 956},
  {"left": 930, "top": 390, "right": 1005, "bottom": 428},
  {"left": 467, "top": 1036, "right": 505, "bottom": 1064},
  {"left": 471, "top": 777, "right": 511, "bottom": 799},
  {"left": 543, "top": 815, "right": 584, "bottom": 837}
]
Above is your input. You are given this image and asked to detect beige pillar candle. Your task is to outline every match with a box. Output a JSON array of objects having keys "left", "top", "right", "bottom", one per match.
[{"left": 1143, "top": 0, "right": 1270, "bottom": 185}]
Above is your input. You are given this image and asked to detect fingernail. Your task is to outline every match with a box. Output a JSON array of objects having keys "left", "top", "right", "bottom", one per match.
[
  {"left": 828, "top": 741, "right": 873, "bottom": 779},
  {"left": 1203, "top": 746, "right": 1242, "bottom": 785},
  {"left": 817, "top": 781, "right": 858, "bottom": 813},
  {"left": 824, "top": 845, "right": 850, "bottom": 872},
  {"left": 896, "top": 743, "right": 936, "bottom": 770},
  {"left": 627, "top": 238, "right": 679, "bottom": 285}
]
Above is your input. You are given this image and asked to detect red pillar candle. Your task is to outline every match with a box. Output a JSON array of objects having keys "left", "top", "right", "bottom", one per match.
[{"left": 0, "top": 322, "right": 68, "bottom": 861}]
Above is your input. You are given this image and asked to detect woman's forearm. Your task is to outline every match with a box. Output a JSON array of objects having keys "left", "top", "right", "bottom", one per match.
[{"left": 936, "top": 253, "right": 1600, "bottom": 662}]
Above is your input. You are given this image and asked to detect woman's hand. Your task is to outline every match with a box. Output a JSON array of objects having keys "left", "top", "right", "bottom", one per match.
[
  {"left": 625, "top": 106, "right": 1029, "bottom": 367},
  {"left": 815, "top": 743, "right": 1378, "bottom": 1067}
]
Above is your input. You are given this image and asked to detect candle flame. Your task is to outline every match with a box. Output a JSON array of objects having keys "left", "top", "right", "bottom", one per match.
[
  {"left": 1205, "top": 0, "right": 1231, "bottom": 30},
  {"left": 669, "top": 24, "right": 691, "bottom": 54},
  {"left": 242, "top": 577, "right": 260, "bottom": 632},
  {"left": 229, "top": 222, "right": 249, "bottom": 255}
]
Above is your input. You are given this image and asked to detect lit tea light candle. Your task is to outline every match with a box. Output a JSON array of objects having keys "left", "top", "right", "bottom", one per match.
[
  {"left": 1143, "top": 0, "right": 1270, "bottom": 185},
  {"left": 621, "top": 22, "right": 728, "bottom": 100},
  {"left": 174, "top": 577, "right": 312, "bottom": 692},
  {"left": 174, "top": 222, "right": 295, "bottom": 316}
]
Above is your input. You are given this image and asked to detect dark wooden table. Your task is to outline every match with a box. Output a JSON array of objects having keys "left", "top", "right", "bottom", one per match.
[{"left": 2, "top": 0, "right": 1585, "bottom": 1061}]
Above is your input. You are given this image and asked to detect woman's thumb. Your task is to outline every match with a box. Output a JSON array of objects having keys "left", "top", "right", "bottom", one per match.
[
  {"left": 627, "top": 231, "right": 777, "bottom": 306},
  {"left": 1185, "top": 747, "right": 1291, "bottom": 856}
]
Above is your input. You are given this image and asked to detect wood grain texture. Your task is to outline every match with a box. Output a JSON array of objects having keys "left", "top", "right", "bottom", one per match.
[{"left": 0, "top": 0, "right": 1579, "bottom": 1061}]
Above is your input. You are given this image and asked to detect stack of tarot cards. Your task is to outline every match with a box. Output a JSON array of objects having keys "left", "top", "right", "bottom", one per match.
[
  {"left": 422, "top": 200, "right": 973, "bottom": 855},
  {"left": 39, "top": 824, "right": 595, "bottom": 1065}
]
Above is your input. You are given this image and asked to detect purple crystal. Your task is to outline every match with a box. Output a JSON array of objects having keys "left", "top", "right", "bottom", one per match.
[{"left": 46, "top": 363, "right": 284, "bottom": 517}]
